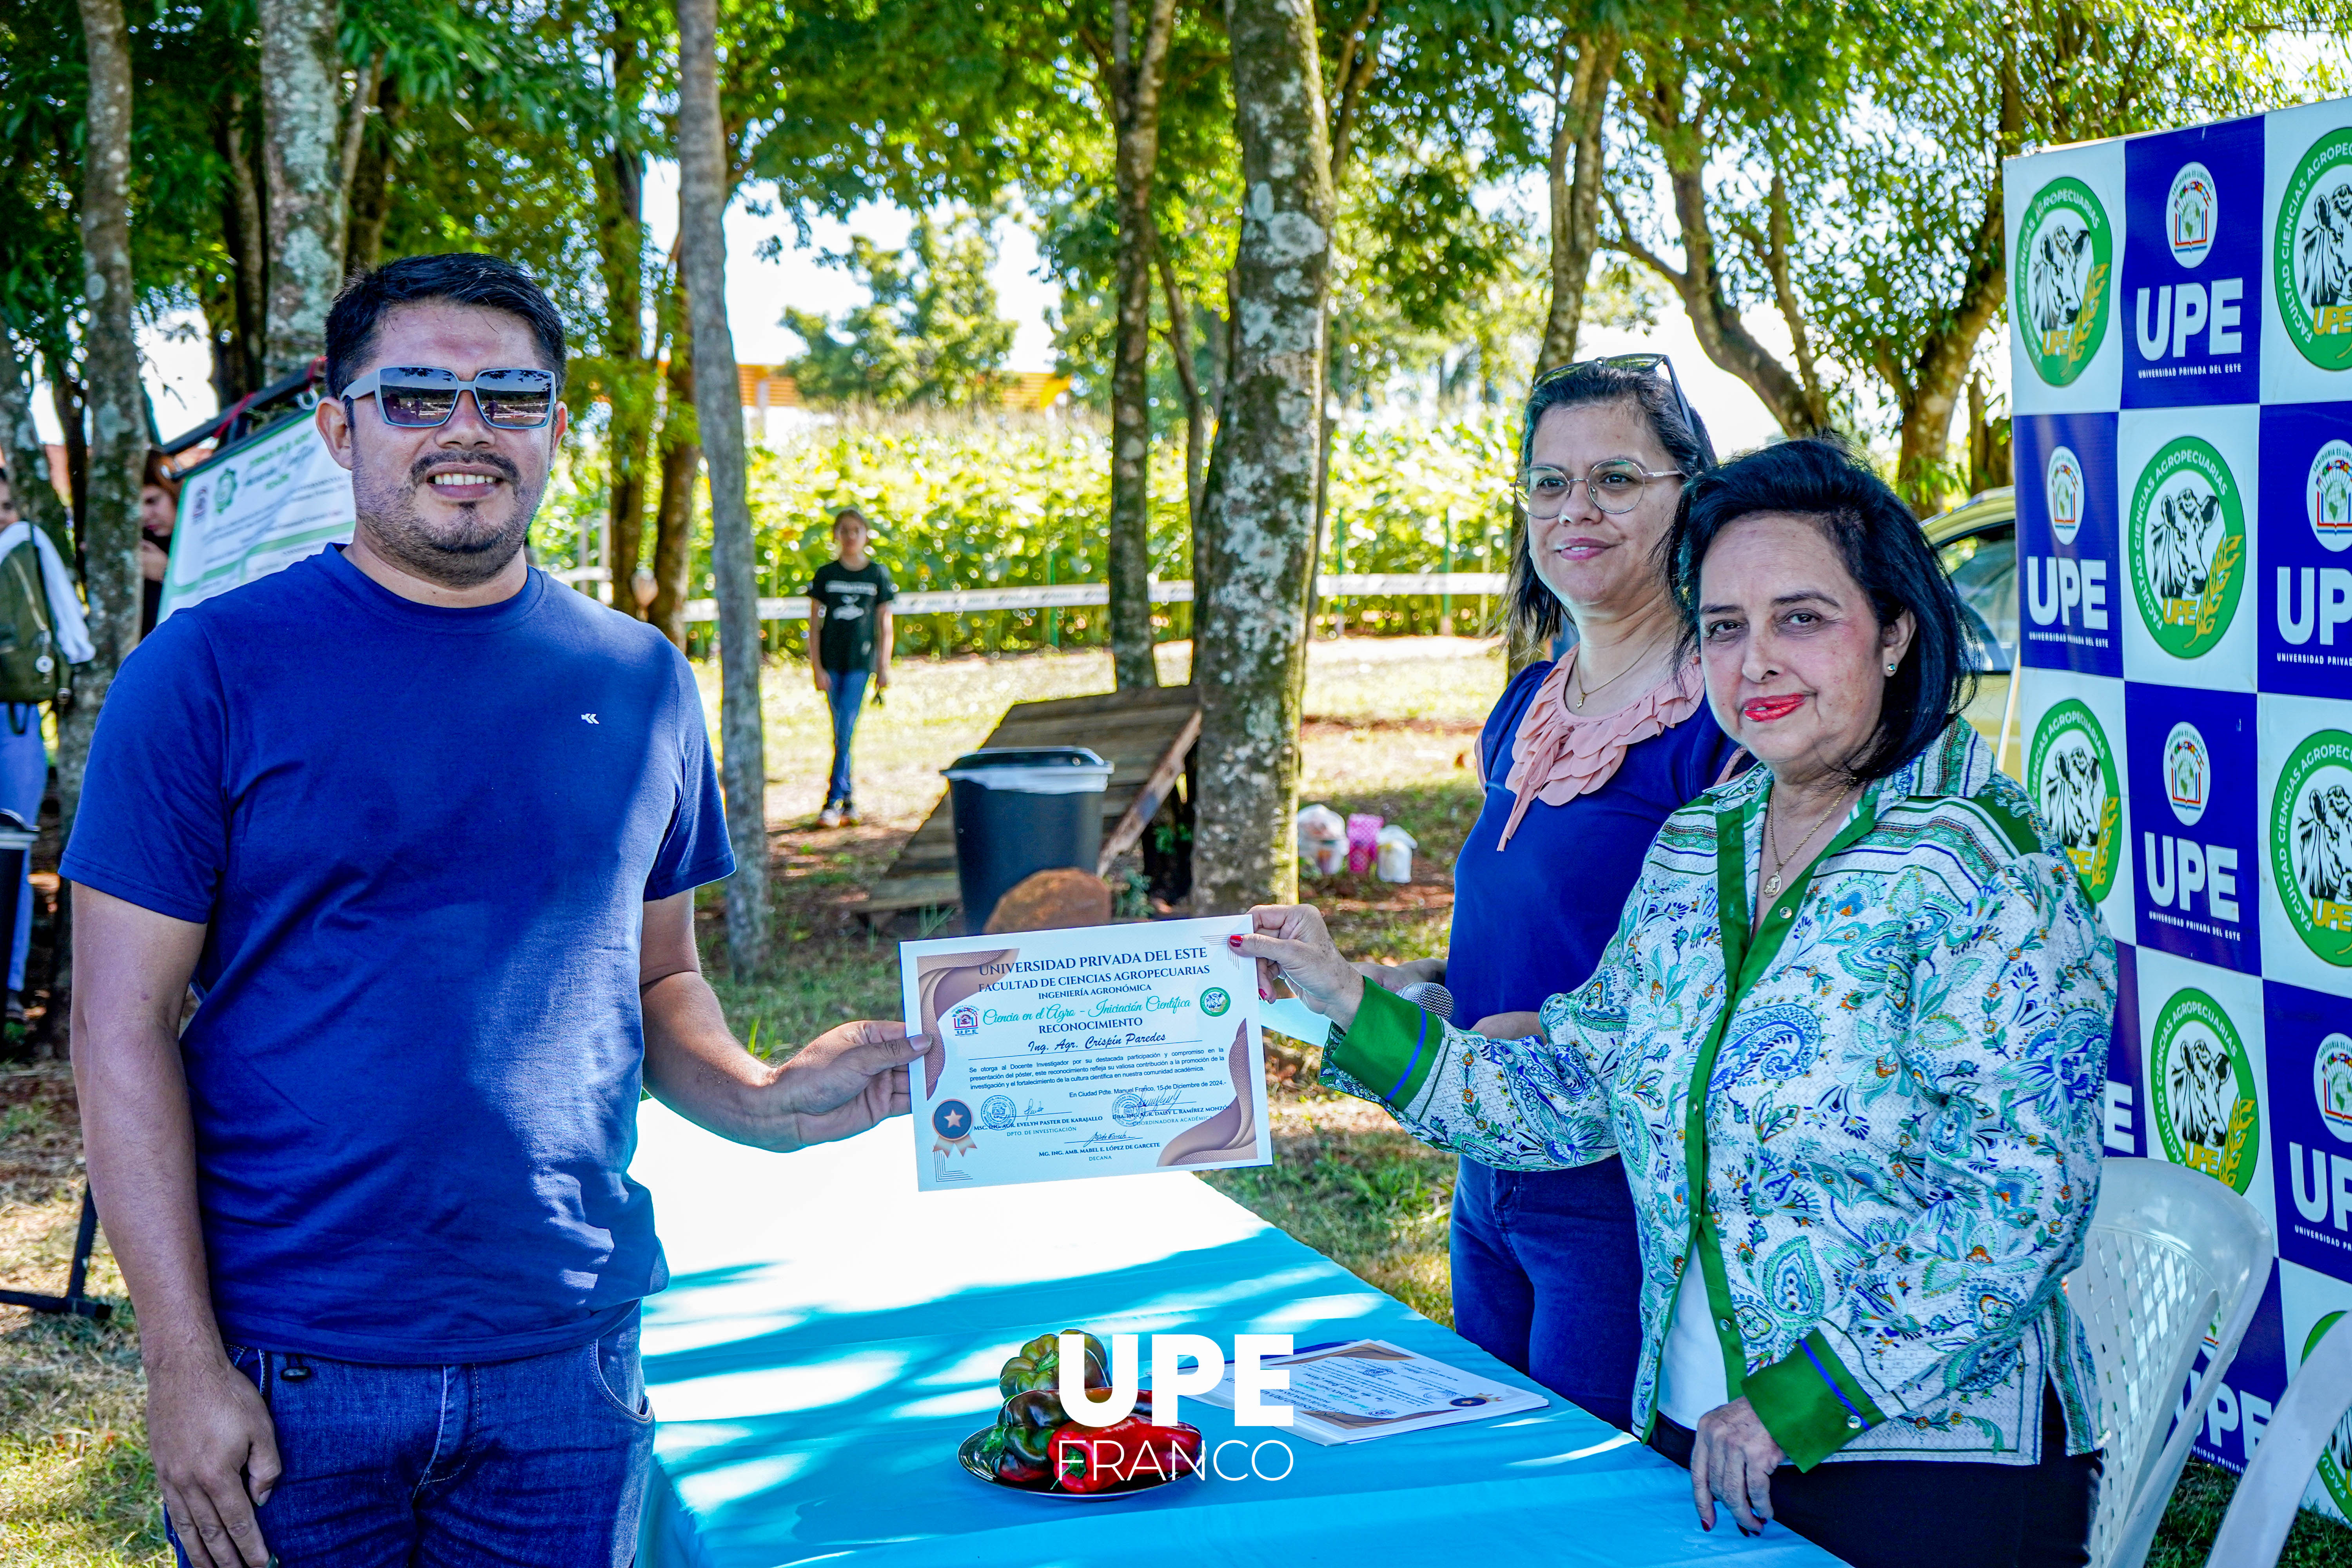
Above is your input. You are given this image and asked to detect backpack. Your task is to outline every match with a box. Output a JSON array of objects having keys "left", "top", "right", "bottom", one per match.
[{"left": 0, "top": 533, "right": 73, "bottom": 709}]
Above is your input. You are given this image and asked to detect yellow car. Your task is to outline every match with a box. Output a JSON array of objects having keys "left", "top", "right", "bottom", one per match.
[{"left": 1922, "top": 486, "right": 2022, "bottom": 779}]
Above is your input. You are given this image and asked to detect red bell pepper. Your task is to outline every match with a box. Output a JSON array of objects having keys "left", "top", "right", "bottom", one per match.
[{"left": 1050, "top": 1416, "right": 1204, "bottom": 1493}]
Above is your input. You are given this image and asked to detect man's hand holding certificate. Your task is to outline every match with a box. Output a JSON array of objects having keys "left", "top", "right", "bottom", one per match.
[{"left": 901, "top": 915, "right": 1273, "bottom": 1190}]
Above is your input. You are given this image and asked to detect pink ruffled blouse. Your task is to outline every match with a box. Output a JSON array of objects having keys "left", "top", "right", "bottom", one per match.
[{"left": 1494, "top": 650, "right": 1709, "bottom": 849}]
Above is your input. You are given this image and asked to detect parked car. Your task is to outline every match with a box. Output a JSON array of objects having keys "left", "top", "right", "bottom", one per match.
[{"left": 1922, "top": 485, "right": 2021, "bottom": 778}]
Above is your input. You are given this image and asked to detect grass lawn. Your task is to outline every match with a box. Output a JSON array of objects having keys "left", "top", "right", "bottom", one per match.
[{"left": 4, "top": 636, "right": 2347, "bottom": 1564}]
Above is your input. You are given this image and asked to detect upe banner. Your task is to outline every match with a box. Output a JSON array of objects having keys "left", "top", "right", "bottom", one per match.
[
  {"left": 2011, "top": 95, "right": 2352, "bottom": 1512},
  {"left": 160, "top": 413, "right": 355, "bottom": 623}
]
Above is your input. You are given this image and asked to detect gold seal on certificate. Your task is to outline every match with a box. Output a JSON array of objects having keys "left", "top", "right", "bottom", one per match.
[{"left": 900, "top": 915, "right": 1274, "bottom": 1190}]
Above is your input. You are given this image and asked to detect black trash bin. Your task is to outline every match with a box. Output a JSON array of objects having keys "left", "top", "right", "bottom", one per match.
[{"left": 943, "top": 747, "right": 1114, "bottom": 931}]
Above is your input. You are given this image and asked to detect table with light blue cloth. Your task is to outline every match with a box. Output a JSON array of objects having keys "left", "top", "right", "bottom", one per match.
[{"left": 630, "top": 1103, "right": 1845, "bottom": 1568}]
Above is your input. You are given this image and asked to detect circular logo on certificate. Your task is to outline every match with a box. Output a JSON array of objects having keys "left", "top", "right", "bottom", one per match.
[
  {"left": 215, "top": 467, "right": 240, "bottom": 513},
  {"left": 2150, "top": 988, "right": 2259, "bottom": 1194},
  {"left": 2312, "top": 440, "right": 2352, "bottom": 552},
  {"left": 2128, "top": 436, "right": 2245, "bottom": 658},
  {"left": 2168, "top": 162, "right": 2218, "bottom": 268},
  {"left": 1112, "top": 1091, "right": 1146, "bottom": 1126},
  {"left": 2018, "top": 176, "right": 2114, "bottom": 386},
  {"left": 2028, "top": 699, "right": 2121, "bottom": 902},
  {"left": 2279, "top": 128, "right": 2352, "bottom": 370},
  {"left": 2314, "top": 1034, "right": 2352, "bottom": 1144},
  {"left": 980, "top": 1094, "right": 1016, "bottom": 1130},
  {"left": 2046, "top": 446, "right": 2086, "bottom": 545},
  {"left": 1199, "top": 987, "right": 1231, "bottom": 1017},
  {"left": 2273, "top": 728, "right": 2352, "bottom": 969},
  {"left": 932, "top": 1100, "right": 974, "bottom": 1140},
  {"left": 2163, "top": 722, "right": 2212, "bottom": 828}
]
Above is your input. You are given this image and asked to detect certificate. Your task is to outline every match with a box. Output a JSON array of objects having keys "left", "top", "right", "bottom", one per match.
[{"left": 900, "top": 915, "right": 1272, "bottom": 1191}]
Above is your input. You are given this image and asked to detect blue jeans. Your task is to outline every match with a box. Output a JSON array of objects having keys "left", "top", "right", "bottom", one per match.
[
  {"left": 0, "top": 705, "right": 42, "bottom": 992},
  {"left": 176, "top": 1310, "right": 654, "bottom": 1567},
  {"left": 1450, "top": 1156, "right": 1645, "bottom": 1433},
  {"left": 824, "top": 666, "right": 869, "bottom": 806}
]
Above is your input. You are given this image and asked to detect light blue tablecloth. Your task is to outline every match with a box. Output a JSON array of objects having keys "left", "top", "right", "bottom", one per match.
[{"left": 630, "top": 1104, "right": 1843, "bottom": 1567}]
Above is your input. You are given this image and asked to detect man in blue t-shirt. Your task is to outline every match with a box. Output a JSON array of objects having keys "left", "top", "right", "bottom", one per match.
[{"left": 65, "top": 254, "right": 926, "bottom": 1568}]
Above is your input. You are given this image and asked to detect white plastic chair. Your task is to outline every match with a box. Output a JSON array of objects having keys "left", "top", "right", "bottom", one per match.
[
  {"left": 2064, "top": 1157, "right": 2275, "bottom": 1568},
  {"left": 2204, "top": 1307, "right": 2352, "bottom": 1568}
]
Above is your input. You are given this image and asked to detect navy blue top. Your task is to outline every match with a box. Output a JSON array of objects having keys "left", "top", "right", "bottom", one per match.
[
  {"left": 1447, "top": 661, "right": 1744, "bottom": 1024},
  {"left": 64, "top": 547, "right": 735, "bottom": 1363}
]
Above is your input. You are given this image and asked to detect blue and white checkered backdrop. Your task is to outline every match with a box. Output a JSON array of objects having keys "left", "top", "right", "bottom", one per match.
[{"left": 2009, "top": 96, "right": 2352, "bottom": 1513}]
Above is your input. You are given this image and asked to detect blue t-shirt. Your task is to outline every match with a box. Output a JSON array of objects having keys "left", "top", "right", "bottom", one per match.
[
  {"left": 1447, "top": 662, "right": 1743, "bottom": 1024},
  {"left": 62, "top": 547, "right": 735, "bottom": 1364}
]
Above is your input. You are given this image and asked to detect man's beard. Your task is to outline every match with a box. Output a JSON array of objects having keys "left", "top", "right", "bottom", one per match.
[{"left": 352, "top": 453, "right": 542, "bottom": 588}]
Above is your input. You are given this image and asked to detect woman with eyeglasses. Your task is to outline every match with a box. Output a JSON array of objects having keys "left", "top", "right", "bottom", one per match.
[
  {"left": 1252, "top": 437, "right": 2114, "bottom": 1568},
  {"left": 1354, "top": 356, "right": 1743, "bottom": 1434}
]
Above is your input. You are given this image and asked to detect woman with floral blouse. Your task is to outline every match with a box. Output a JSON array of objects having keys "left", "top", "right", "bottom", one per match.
[{"left": 1238, "top": 437, "right": 2116, "bottom": 1568}]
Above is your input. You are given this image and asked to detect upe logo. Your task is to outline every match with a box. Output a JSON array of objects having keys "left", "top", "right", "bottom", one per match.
[
  {"left": 2170, "top": 162, "right": 2218, "bottom": 266},
  {"left": 2278, "top": 127, "right": 2352, "bottom": 370},
  {"left": 214, "top": 468, "right": 239, "bottom": 513},
  {"left": 2165, "top": 722, "right": 2212, "bottom": 827},
  {"left": 951, "top": 1005, "right": 979, "bottom": 1036},
  {"left": 1057, "top": 1333, "right": 1300, "bottom": 1483},
  {"left": 2313, "top": 441, "right": 2352, "bottom": 554},
  {"left": 2150, "top": 987, "right": 2259, "bottom": 1195},
  {"left": 2272, "top": 728, "right": 2352, "bottom": 969},
  {"left": 2301, "top": 1314, "right": 2352, "bottom": 1519},
  {"left": 2047, "top": 446, "right": 2086, "bottom": 544},
  {"left": 2018, "top": 176, "right": 2113, "bottom": 386},
  {"left": 1199, "top": 987, "right": 1230, "bottom": 1018},
  {"left": 2029, "top": 700, "right": 2121, "bottom": 902},
  {"left": 2314, "top": 1034, "right": 2352, "bottom": 1143},
  {"left": 2129, "top": 436, "right": 2245, "bottom": 658}
]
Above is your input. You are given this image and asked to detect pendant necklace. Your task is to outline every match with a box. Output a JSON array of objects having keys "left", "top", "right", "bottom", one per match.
[{"left": 1762, "top": 785, "right": 1853, "bottom": 897}]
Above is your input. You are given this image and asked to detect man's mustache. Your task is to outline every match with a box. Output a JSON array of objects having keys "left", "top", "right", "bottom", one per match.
[{"left": 411, "top": 454, "right": 524, "bottom": 489}]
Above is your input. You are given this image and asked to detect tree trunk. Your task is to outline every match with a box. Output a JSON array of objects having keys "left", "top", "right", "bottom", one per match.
[
  {"left": 648, "top": 288, "right": 699, "bottom": 650},
  {"left": 1154, "top": 243, "right": 1205, "bottom": 530},
  {"left": 1967, "top": 373, "right": 2012, "bottom": 492},
  {"left": 0, "top": 337, "right": 74, "bottom": 553},
  {"left": 1536, "top": 33, "right": 1620, "bottom": 374},
  {"left": 598, "top": 24, "right": 655, "bottom": 621},
  {"left": 1614, "top": 65, "right": 1828, "bottom": 436},
  {"left": 1192, "top": 0, "right": 1334, "bottom": 914},
  {"left": 60, "top": 0, "right": 144, "bottom": 857},
  {"left": 677, "top": 0, "right": 770, "bottom": 972},
  {"left": 258, "top": 0, "right": 345, "bottom": 379},
  {"left": 219, "top": 90, "right": 269, "bottom": 395},
  {"left": 48, "top": 361, "right": 88, "bottom": 556},
  {"left": 343, "top": 76, "right": 404, "bottom": 278},
  {"left": 1103, "top": 0, "right": 1179, "bottom": 692}
]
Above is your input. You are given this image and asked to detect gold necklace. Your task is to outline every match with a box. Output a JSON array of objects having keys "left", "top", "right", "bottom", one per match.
[
  {"left": 1762, "top": 784, "right": 1854, "bottom": 897},
  {"left": 1570, "top": 627, "right": 1671, "bottom": 711}
]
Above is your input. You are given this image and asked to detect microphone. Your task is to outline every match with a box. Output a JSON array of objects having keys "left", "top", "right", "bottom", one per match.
[{"left": 1396, "top": 980, "right": 1455, "bottom": 1022}]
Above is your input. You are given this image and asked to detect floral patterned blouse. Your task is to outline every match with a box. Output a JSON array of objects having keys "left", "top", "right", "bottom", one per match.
[{"left": 1324, "top": 720, "right": 2117, "bottom": 1469}]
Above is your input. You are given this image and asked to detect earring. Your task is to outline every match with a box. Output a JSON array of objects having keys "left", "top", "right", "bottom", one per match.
[{"left": 1884, "top": 661, "right": 1897, "bottom": 675}]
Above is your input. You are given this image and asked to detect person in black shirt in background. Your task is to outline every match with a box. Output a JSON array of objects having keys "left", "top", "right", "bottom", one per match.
[{"left": 808, "top": 506, "right": 895, "bottom": 827}]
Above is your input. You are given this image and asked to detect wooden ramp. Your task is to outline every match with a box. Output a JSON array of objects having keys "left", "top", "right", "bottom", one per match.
[{"left": 855, "top": 685, "right": 1201, "bottom": 926}]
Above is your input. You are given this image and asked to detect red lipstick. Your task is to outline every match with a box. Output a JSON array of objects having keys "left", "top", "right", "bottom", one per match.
[{"left": 1742, "top": 695, "right": 1805, "bottom": 723}]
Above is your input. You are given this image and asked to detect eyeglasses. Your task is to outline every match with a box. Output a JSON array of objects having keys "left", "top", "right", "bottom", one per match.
[
  {"left": 340, "top": 366, "right": 557, "bottom": 430},
  {"left": 1517, "top": 458, "right": 1686, "bottom": 517}
]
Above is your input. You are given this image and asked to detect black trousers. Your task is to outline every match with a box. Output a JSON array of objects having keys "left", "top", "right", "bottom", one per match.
[{"left": 1649, "top": 1388, "right": 2100, "bottom": 1568}]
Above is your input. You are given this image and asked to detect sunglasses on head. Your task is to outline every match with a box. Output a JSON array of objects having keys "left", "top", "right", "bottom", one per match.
[
  {"left": 1531, "top": 352, "right": 1703, "bottom": 454},
  {"left": 340, "top": 366, "right": 557, "bottom": 430}
]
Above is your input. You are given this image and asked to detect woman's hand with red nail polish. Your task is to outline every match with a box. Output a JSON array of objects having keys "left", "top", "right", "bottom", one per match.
[{"left": 1232, "top": 906, "right": 1364, "bottom": 1029}]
